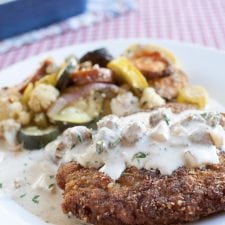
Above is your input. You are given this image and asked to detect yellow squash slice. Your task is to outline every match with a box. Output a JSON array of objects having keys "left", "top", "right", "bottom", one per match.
[
  {"left": 177, "top": 85, "right": 208, "bottom": 109},
  {"left": 123, "top": 44, "right": 179, "bottom": 66},
  {"left": 107, "top": 57, "right": 148, "bottom": 91}
]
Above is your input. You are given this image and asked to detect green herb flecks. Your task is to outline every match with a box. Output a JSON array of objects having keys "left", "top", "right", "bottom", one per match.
[
  {"left": 134, "top": 152, "right": 148, "bottom": 159},
  {"left": 77, "top": 134, "right": 83, "bottom": 143},
  {"left": 200, "top": 112, "right": 207, "bottom": 118},
  {"left": 48, "top": 184, "right": 55, "bottom": 189},
  {"left": 109, "top": 137, "right": 121, "bottom": 148},
  {"left": 49, "top": 175, "right": 54, "bottom": 179},
  {"left": 96, "top": 140, "right": 105, "bottom": 154},
  {"left": 20, "top": 193, "right": 26, "bottom": 198},
  {"left": 163, "top": 114, "right": 170, "bottom": 125},
  {"left": 0, "top": 183, "right": 2, "bottom": 188},
  {"left": 32, "top": 195, "right": 40, "bottom": 204},
  {"left": 133, "top": 152, "right": 149, "bottom": 164}
]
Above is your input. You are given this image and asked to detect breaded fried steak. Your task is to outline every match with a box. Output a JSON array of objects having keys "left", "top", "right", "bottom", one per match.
[
  {"left": 50, "top": 108, "right": 225, "bottom": 225},
  {"left": 56, "top": 156, "right": 225, "bottom": 225}
]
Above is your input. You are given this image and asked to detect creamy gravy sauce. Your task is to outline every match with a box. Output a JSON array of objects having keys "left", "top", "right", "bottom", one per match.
[
  {"left": 0, "top": 97, "right": 224, "bottom": 225},
  {"left": 0, "top": 142, "right": 86, "bottom": 225},
  {"left": 54, "top": 98, "right": 225, "bottom": 180}
]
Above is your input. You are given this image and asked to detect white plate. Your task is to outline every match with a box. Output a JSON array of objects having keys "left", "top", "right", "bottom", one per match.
[{"left": 0, "top": 39, "right": 225, "bottom": 225}]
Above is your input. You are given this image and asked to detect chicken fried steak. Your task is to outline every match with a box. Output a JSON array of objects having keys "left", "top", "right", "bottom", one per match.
[
  {"left": 53, "top": 107, "right": 225, "bottom": 225},
  {"left": 57, "top": 155, "right": 225, "bottom": 225}
]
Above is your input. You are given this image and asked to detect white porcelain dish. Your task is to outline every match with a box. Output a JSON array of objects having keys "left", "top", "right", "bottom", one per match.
[{"left": 0, "top": 39, "right": 225, "bottom": 225}]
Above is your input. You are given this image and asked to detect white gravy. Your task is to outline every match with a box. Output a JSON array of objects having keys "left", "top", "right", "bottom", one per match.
[
  {"left": 54, "top": 99, "right": 225, "bottom": 180},
  {"left": 0, "top": 97, "right": 224, "bottom": 225},
  {"left": 0, "top": 142, "right": 87, "bottom": 225}
]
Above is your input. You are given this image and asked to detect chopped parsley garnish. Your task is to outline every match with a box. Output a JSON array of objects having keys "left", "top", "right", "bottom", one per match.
[
  {"left": 163, "top": 114, "right": 170, "bottom": 125},
  {"left": 109, "top": 137, "right": 121, "bottom": 148},
  {"left": 48, "top": 184, "right": 55, "bottom": 189},
  {"left": 96, "top": 140, "right": 105, "bottom": 154},
  {"left": 200, "top": 112, "right": 207, "bottom": 118},
  {"left": 77, "top": 134, "right": 82, "bottom": 143},
  {"left": 32, "top": 195, "right": 40, "bottom": 204},
  {"left": 49, "top": 175, "right": 54, "bottom": 179},
  {"left": 134, "top": 152, "right": 148, "bottom": 159},
  {"left": 20, "top": 193, "right": 26, "bottom": 198},
  {"left": 0, "top": 183, "right": 2, "bottom": 188},
  {"left": 71, "top": 143, "right": 76, "bottom": 149}
]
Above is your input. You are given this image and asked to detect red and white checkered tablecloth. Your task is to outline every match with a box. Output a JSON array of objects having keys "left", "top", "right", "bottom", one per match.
[{"left": 0, "top": 0, "right": 225, "bottom": 70}]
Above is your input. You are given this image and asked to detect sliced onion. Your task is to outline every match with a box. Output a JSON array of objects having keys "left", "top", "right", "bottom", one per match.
[{"left": 47, "top": 83, "right": 119, "bottom": 118}]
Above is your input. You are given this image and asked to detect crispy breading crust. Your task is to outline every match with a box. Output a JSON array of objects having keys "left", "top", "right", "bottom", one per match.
[
  {"left": 148, "top": 69, "right": 188, "bottom": 100},
  {"left": 57, "top": 153, "right": 225, "bottom": 225}
]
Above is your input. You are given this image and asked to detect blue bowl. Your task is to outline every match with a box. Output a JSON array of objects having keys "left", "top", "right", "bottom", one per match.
[{"left": 0, "top": 0, "right": 87, "bottom": 40}]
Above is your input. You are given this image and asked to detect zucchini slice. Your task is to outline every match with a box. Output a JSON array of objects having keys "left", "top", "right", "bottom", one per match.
[
  {"left": 52, "top": 93, "right": 103, "bottom": 125},
  {"left": 56, "top": 57, "right": 78, "bottom": 90},
  {"left": 18, "top": 126, "right": 59, "bottom": 150},
  {"left": 52, "top": 106, "right": 95, "bottom": 124}
]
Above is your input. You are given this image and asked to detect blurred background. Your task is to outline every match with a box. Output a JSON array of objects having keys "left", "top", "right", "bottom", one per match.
[
  {"left": 0, "top": 0, "right": 225, "bottom": 69},
  {"left": 0, "top": 0, "right": 88, "bottom": 39}
]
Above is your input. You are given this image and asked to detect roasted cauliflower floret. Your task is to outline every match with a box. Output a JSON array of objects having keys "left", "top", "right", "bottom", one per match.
[
  {"left": 17, "top": 111, "right": 31, "bottom": 125},
  {"left": 140, "top": 87, "right": 165, "bottom": 109},
  {"left": 0, "top": 87, "right": 21, "bottom": 120},
  {"left": 8, "top": 101, "right": 31, "bottom": 125},
  {"left": 110, "top": 92, "right": 140, "bottom": 116},
  {"left": 28, "top": 84, "right": 59, "bottom": 112},
  {"left": 0, "top": 87, "right": 30, "bottom": 125},
  {"left": 0, "top": 119, "right": 21, "bottom": 148}
]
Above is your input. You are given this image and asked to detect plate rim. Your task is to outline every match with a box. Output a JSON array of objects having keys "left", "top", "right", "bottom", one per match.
[
  {"left": 0, "top": 38, "right": 225, "bottom": 225},
  {"left": 1, "top": 38, "right": 225, "bottom": 77}
]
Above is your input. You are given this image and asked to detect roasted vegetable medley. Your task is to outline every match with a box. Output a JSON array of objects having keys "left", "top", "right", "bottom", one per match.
[{"left": 0, "top": 44, "right": 208, "bottom": 149}]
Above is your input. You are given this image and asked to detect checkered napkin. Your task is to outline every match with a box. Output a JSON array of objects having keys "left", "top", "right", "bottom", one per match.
[{"left": 0, "top": 0, "right": 137, "bottom": 54}]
